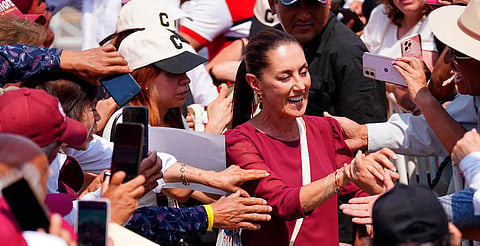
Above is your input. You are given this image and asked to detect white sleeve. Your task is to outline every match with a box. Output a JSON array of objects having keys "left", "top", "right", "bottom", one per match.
[
  {"left": 64, "top": 134, "right": 114, "bottom": 174},
  {"left": 180, "top": 0, "right": 232, "bottom": 42},
  {"left": 367, "top": 95, "right": 477, "bottom": 156},
  {"left": 152, "top": 152, "right": 178, "bottom": 193},
  {"left": 360, "top": 5, "right": 386, "bottom": 53},
  {"left": 187, "top": 65, "right": 218, "bottom": 105},
  {"left": 459, "top": 152, "right": 480, "bottom": 215}
]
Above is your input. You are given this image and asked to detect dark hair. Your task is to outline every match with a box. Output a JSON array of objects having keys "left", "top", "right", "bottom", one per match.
[
  {"left": 382, "top": 0, "right": 431, "bottom": 26},
  {"left": 21, "top": 73, "right": 97, "bottom": 121},
  {"left": 232, "top": 29, "right": 298, "bottom": 128}
]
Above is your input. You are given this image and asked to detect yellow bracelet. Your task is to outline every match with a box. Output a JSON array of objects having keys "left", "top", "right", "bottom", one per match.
[{"left": 203, "top": 204, "right": 214, "bottom": 231}]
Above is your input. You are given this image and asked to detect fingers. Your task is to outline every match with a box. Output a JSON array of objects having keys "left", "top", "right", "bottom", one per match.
[
  {"left": 238, "top": 212, "right": 272, "bottom": 223},
  {"left": 217, "top": 83, "right": 229, "bottom": 98},
  {"left": 352, "top": 217, "right": 373, "bottom": 225},
  {"left": 234, "top": 222, "right": 261, "bottom": 230},
  {"left": 101, "top": 44, "right": 116, "bottom": 52},
  {"left": 240, "top": 169, "right": 270, "bottom": 182},
  {"left": 48, "top": 213, "right": 62, "bottom": 236},
  {"left": 348, "top": 195, "right": 378, "bottom": 204},
  {"left": 383, "top": 170, "right": 395, "bottom": 190},
  {"left": 238, "top": 196, "right": 269, "bottom": 206},
  {"left": 110, "top": 171, "right": 126, "bottom": 186}
]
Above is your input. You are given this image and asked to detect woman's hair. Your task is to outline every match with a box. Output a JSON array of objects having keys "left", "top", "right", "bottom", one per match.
[
  {"left": 130, "top": 65, "right": 184, "bottom": 128},
  {"left": 21, "top": 73, "right": 97, "bottom": 121},
  {"left": 382, "top": 0, "right": 432, "bottom": 26},
  {"left": 0, "top": 15, "right": 47, "bottom": 46},
  {"left": 232, "top": 29, "right": 298, "bottom": 128}
]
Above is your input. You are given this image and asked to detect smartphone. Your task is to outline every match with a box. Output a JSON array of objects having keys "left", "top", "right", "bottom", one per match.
[
  {"left": 338, "top": 8, "right": 365, "bottom": 33},
  {"left": 362, "top": 52, "right": 407, "bottom": 87},
  {"left": 76, "top": 199, "right": 110, "bottom": 246},
  {"left": 401, "top": 34, "right": 422, "bottom": 59},
  {"left": 111, "top": 122, "right": 144, "bottom": 182},
  {"left": 100, "top": 74, "right": 142, "bottom": 107},
  {"left": 2, "top": 178, "right": 50, "bottom": 231},
  {"left": 123, "top": 106, "right": 149, "bottom": 158}
]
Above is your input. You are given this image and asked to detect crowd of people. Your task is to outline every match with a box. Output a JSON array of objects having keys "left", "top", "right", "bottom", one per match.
[{"left": 0, "top": 0, "right": 479, "bottom": 245}]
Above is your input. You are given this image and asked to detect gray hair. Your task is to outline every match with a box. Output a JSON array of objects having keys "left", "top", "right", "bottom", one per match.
[{"left": 0, "top": 162, "right": 44, "bottom": 201}]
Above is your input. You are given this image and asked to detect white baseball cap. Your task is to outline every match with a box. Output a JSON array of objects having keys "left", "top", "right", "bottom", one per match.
[
  {"left": 118, "top": 27, "right": 207, "bottom": 74},
  {"left": 117, "top": 0, "right": 188, "bottom": 32}
]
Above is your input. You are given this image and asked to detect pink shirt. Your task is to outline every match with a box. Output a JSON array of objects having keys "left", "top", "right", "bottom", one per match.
[{"left": 226, "top": 115, "right": 365, "bottom": 246}]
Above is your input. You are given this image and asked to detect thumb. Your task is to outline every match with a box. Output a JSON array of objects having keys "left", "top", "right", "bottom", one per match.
[
  {"left": 217, "top": 83, "right": 229, "bottom": 98},
  {"left": 383, "top": 170, "right": 395, "bottom": 190},
  {"left": 323, "top": 111, "right": 332, "bottom": 117}
]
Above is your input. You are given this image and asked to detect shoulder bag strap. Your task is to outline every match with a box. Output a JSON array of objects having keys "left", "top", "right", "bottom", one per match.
[{"left": 289, "top": 117, "right": 311, "bottom": 246}]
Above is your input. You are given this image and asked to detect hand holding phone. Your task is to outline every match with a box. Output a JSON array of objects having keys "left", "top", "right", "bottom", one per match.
[
  {"left": 76, "top": 199, "right": 110, "bottom": 246},
  {"left": 100, "top": 74, "right": 142, "bottom": 107},
  {"left": 111, "top": 122, "right": 145, "bottom": 182},
  {"left": 2, "top": 178, "right": 50, "bottom": 231},
  {"left": 123, "top": 106, "right": 149, "bottom": 158},
  {"left": 362, "top": 52, "right": 407, "bottom": 87}
]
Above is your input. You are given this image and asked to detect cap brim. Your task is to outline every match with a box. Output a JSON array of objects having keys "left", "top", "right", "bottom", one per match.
[
  {"left": 429, "top": 5, "right": 480, "bottom": 61},
  {"left": 281, "top": 0, "right": 327, "bottom": 5},
  {"left": 60, "top": 117, "right": 88, "bottom": 147},
  {"left": 154, "top": 51, "right": 207, "bottom": 74}
]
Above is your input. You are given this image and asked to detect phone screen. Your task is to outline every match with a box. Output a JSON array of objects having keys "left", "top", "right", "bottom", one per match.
[
  {"left": 100, "top": 74, "right": 142, "bottom": 107},
  {"left": 77, "top": 200, "right": 109, "bottom": 246},
  {"left": 111, "top": 123, "right": 144, "bottom": 182},
  {"left": 2, "top": 178, "right": 50, "bottom": 231},
  {"left": 123, "top": 106, "right": 149, "bottom": 158}
]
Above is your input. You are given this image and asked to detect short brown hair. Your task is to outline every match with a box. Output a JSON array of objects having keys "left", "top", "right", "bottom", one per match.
[{"left": 0, "top": 15, "right": 47, "bottom": 46}]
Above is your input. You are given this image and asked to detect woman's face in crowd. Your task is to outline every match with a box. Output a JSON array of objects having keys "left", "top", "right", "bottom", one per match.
[
  {"left": 148, "top": 70, "right": 191, "bottom": 110},
  {"left": 445, "top": 48, "right": 480, "bottom": 96},
  {"left": 74, "top": 102, "right": 100, "bottom": 150},
  {"left": 393, "top": 0, "right": 425, "bottom": 16},
  {"left": 255, "top": 43, "right": 310, "bottom": 118}
]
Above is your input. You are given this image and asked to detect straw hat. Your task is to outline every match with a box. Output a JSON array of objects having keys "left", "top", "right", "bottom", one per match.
[{"left": 429, "top": 0, "right": 480, "bottom": 61}]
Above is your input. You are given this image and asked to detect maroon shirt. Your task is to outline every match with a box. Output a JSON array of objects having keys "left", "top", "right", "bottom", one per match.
[{"left": 226, "top": 115, "right": 366, "bottom": 246}]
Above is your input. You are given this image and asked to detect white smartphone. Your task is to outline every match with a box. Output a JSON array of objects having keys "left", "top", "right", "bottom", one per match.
[
  {"left": 362, "top": 52, "right": 407, "bottom": 87},
  {"left": 76, "top": 199, "right": 110, "bottom": 246}
]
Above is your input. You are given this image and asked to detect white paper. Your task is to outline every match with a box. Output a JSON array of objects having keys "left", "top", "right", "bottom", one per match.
[
  {"left": 149, "top": 127, "right": 227, "bottom": 195},
  {"left": 108, "top": 223, "right": 159, "bottom": 246}
]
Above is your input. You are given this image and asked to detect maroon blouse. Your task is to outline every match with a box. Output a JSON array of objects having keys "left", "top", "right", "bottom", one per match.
[{"left": 225, "top": 115, "right": 366, "bottom": 246}]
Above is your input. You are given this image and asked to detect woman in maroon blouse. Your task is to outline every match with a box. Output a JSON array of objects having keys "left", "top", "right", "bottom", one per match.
[{"left": 225, "top": 29, "right": 399, "bottom": 245}]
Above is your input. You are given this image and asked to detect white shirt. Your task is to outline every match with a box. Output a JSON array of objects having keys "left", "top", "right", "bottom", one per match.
[{"left": 361, "top": 4, "right": 437, "bottom": 57}]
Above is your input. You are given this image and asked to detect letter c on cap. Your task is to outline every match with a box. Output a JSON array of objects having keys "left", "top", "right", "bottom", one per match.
[
  {"left": 265, "top": 9, "right": 274, "bottom": 24},
  {"left": 170, "top": 35, "right": 183, "bottom": 49},
  {"left": 159, "top": 13, "right": 169, "bottom": 27}
]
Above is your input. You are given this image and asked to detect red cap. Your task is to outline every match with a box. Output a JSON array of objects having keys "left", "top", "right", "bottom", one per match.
[
  {"left": 0, "top": 0, "right": 46, "bottom": 25},
  {"left": 0, "top": 88, "right": 88, "bottom": 147}
]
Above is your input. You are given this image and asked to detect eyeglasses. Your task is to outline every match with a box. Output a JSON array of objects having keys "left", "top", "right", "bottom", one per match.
[
  {"left": 280, "top": 0, "right": 328, "bottom": 6},
  {"left": 451, "top": 48, "right": 471, "bottom": 62}
]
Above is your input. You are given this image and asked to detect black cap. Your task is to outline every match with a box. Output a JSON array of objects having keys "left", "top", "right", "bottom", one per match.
[{"left": 372, "top": 184, "right": 449, "bottom": 245}]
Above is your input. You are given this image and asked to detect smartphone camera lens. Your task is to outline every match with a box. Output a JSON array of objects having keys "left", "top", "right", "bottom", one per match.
[{"left": 371, "top": 71, "right": 375, "bottom": 76}]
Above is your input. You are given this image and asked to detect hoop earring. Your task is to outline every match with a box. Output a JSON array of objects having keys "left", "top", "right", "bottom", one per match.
[{"left": 258, "top": 94, "right": 263, "bottom": 109}]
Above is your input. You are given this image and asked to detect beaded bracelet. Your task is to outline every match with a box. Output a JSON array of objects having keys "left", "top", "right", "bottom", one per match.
[
  {"left": 334, "top": 169, "right": 344, "bottom": 193},
  {"left": 179, "top": 163, "right": 190, "bottom": 186}
]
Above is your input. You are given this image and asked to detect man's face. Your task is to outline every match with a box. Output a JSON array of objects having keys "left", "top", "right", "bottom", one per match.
[
  {"left": 444, "top": 48, "right": 480, "bottom": 96},
  {"left": 269, "top": 0, "right": 330, "bottom": 45}
]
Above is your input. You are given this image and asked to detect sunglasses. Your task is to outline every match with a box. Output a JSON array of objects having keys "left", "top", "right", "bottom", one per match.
[{"left": 280, "top": 0, "right": 328, "bottom": 6}]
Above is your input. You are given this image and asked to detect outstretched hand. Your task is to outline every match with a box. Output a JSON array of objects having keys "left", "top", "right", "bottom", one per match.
[
  {"left": 324, "top": 112, "right": 368, "bottom": 151},
  {"left": 210, "top": 165, "right": 270, "bottom": 193},
  {"left": 452, "top": 128, "right": 480, "bottom": 164},
  {"left": 60, "top": 44, "right": 132, "bottom": 86},
  {"left": 211, "top": 190, "right": 272, "bottom": 230},
  {"left": 340, "top": 170, "right": 396, "bottom": 236},
  {"left": 344, "top": 149, "right": 399, "bottom": 194}
]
